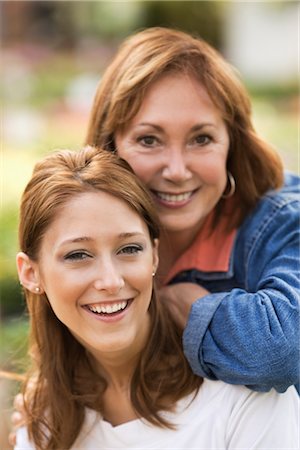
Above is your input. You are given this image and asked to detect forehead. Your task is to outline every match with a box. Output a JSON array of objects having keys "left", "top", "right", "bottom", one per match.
[
  {"left": 42, "top": 191, "right": 149, "bottom": 244},
  {"left": 133, "top": 72, "right": 222, "bottom": 122}
]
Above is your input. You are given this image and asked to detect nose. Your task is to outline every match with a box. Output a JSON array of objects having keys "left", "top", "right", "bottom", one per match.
[
  {"left": 162, "top": 149, "right": 192, "bottom": 183},
  {"left": 93, "top": 260, "right": 125, "bottom": 294}
]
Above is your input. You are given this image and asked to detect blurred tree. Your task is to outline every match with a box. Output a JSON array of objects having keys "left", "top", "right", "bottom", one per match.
[
  {"left": 140, "top": 1, "right": 226, "bottom": 49},
  {"left": 73, "top": 2, "right": 144, "bottom": 39}
]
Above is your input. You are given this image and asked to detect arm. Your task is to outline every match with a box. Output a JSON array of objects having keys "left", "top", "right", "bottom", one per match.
[
  {"left": 158, "top": 283, "right": 209, "bottom": 329},
  {"left": 183, "top": 200, "right": 299, "bottom": 392}
]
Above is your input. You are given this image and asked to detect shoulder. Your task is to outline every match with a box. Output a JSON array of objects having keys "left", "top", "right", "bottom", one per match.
[
  {"left": 15, "top": 427, "right": 34, "bottom": 450},
  {"left": 181, "top": 381, "right": 299, "bottom": 448},
  {"left": 237, "top": 172, "right": 299, "bottom": 245},
  {"left": 253, "top": 171, "right": 299, "bottom": 215},
  {"left": 263, "top": 171, "right": 300, "bottom": 206},
  {"left": 72, "top": 408, "right": 101, "bottom": 447},
  {"left": 198, "top": 379, "right": 299, "bottom": 418}
]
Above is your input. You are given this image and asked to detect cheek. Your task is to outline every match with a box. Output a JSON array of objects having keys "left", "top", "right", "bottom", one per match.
[
  {"left": 129, "top": 161, "right": 152, "bottom": 184},
  {"left": 195, "top": 154, "right": 228, "bottom": 186},
  {"left": 128, "top": 263, "right": 154, "bottom": 296},
  {"left": 121, "top": 153, "right": 157, "bottom": 185},
  {"left": 41, "top": 270, "right": 81, "bottom": 311},
  {"left": 116, "top": 136, "right": 158, "bottom": 184}
]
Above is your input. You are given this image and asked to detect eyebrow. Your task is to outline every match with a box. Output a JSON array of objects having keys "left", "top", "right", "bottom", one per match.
[
  {"left": 60, "top": 232, "right": 146, "bottom": 246},
  {"left": 137, "top": 122, "right": 216, "bottom": 131}
]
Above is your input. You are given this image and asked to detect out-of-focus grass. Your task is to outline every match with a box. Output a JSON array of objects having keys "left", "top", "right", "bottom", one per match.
[
  {"left": 0, "top": 317, "right": 29, "bottom": 371},
  {"left": 0, "top": 318, "right": 28, "bottom": 450}
]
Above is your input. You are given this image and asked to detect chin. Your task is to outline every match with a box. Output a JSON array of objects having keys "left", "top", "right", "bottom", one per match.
[{"left": 162, "top": 216, "right": 205, "bottom": 234}]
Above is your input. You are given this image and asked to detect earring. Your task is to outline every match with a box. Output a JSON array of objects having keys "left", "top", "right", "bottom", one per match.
[
  {"left": 152, "top": 272, "right": 156, "bottom": 277},
  {"left": 35, "top": 287, "right": 41, "bottom": 293},
  {"left": 222, "top": 171, "right": 236, "bottom": 198}
]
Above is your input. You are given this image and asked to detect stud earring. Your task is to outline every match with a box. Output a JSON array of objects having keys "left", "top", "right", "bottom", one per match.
[
  {"left": 152, "top": 272, "right": 156, "bottom": 277},
  {"left": 35, "top": 287, "right": 41, "bottom": 293}
]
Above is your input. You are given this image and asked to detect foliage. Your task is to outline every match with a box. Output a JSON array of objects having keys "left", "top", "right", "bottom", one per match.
[
  {"left": 0, "top": 277, "right": 24, "bottom": 319},
  {"left": 0, "top": 207, "right": 24, "bottom": 318},
  {"left": 0, "top": 208, "right": 19, "bottom": 268},
  {"left": 247, "top": 81, "right": 298, "bottom": 100},
  {"left": 140, "top": 1, "right": 225, "bottom": 48},
  {"left": 0, "top": 316, "right": 29, "bottom": 371}
]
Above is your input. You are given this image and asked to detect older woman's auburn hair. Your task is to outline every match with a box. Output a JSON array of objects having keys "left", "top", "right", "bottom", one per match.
[
  {"left": 19, "top": 146, "right": 201, "bottom": 450},
  {"left": 86, "top": 27, "right": 283, "bottom": 228}
]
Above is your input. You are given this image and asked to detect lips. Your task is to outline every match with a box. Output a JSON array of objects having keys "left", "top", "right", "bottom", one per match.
[
  {"left": 152, "top": 189, "right": 196, "bottom": 206},
  {"left": 83, "top": 300, "right": 130, "bottom": 316},
  {"left": 87, "top": 301, "right": 128, "bottom": 314}
]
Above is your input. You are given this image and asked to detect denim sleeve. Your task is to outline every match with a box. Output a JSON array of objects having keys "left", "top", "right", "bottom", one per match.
[{"left": 183, "top": 200, "right": 300, "bottom": 393}]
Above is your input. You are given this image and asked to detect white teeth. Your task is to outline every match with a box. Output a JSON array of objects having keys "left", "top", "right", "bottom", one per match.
[
  {"left": 88, "top": 301, "right": 128, "bottom": 315},
  {"left": 156, "top": 191, "right": 193, "bottom": 202}
]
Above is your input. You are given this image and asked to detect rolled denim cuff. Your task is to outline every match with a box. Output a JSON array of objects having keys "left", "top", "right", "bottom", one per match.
[{"left": 183, "top": 293, "right": 225, "bottom": 379}]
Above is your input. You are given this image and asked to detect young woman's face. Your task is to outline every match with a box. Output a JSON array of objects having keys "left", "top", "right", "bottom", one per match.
[
  {"left": 115, "top": 73, "right": 230, "bottom": 236},
  {"left": 31, "top": 191, "right": 158, "bottom": 361}
]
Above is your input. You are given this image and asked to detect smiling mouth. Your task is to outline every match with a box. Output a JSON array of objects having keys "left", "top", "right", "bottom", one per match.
[
  {"left": 84, "top": 300, "right": 130, "bottom": 316},
  {"left": 152, "top": 190, "right": 195, "bottom": 204}
]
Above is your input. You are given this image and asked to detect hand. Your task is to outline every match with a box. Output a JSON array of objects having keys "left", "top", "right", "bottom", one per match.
[
  {"left": 157, "top": 282, "right": 209, "bottom": 329},
  {"left": 8, "top": 393, "right": 26, "bottom": 447}
]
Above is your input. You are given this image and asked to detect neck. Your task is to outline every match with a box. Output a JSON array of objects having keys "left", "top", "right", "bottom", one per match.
[
  {"left": 88, "top": 316, "right": 151, "bottom": 391},
  {"left": 157, "top": 226, "right": 201, "bottom": 283},
  {"left": 89, "top": 320, "right": 151, "bottom": 426},
  {"left": 95, "top": 349, "right": 140, "bottom": 391}
]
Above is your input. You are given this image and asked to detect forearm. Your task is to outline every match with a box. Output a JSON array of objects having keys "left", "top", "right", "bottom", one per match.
[{"left": 183, "top": 288, "right": 299, "bottom": 392}]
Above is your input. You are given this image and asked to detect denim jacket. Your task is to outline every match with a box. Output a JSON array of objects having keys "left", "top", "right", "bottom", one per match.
[{"left": 172, "top": 172, "right": 300, "bottom": 393}]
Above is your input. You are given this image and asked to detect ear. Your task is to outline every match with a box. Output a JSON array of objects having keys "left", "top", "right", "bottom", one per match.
[
  {"left": 16, "top": 252, "right": 43, "bottom": 294},
  {"left": 152, "top": 239, "right": 159, "bottom": 275}
]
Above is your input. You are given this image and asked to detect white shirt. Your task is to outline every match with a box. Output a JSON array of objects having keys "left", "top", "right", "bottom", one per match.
[{"left": 15, "top": 379, "right": 299, "bottom": 449}]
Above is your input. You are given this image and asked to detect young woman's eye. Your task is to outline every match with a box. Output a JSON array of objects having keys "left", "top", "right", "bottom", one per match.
[
  {"left": 119, "top": 245, "right": 143, "bottom": 255},
  {"left": 64, "top": 251, "right": 91, "bottom": 261},
  {"left": 137, "top": 135, "right": 159, "bottom": 147},
  {"left": 193, "top": 134, "right": 212, "bottom": 146}
]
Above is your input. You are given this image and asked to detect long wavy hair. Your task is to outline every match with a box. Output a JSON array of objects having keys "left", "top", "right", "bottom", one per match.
[
  {"left": 86, "top": 27, "right": 283, "bottom": 229},
  {"left": 19, "top": 146, "right": 202, "bottom": 450}
]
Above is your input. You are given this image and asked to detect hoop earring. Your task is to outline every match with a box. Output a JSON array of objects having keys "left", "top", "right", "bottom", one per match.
[{"left": 222, "top": 172, "right": 236, "bottom": 198}]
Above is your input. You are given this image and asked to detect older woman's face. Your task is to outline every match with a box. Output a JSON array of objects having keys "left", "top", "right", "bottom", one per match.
[{"left": 115, "top": 73, "right": 230, "bottom": 236}]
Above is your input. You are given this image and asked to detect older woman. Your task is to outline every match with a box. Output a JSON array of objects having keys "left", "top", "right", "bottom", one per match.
[
  {"left": 85, "top": 27, "right": 299, "bottom": 392},
  {"left": 15, "top": 147, "right": 298, "bottom": 449}
]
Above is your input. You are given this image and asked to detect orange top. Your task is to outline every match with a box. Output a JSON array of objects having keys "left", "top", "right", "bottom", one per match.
[{"left": 164, "top": 209, "right": 237, "bottom": 285}]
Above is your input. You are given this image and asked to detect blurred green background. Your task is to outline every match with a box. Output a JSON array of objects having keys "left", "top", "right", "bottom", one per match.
[{"left": 0, "top": 1, "right": 298, "bottom": 447}]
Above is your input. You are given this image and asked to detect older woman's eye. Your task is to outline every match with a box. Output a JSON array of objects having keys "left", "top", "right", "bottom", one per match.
[
  {"left": 193, "top": 134, "right": 212, "bottom": 146},
  {"left": 119, "top": 245, "right": 143, "bottom": 255},
  {"left": 137, "top": 135, "right": 159, "bottom": 147}
]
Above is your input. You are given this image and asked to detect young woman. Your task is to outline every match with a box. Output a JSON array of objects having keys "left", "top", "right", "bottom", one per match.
[
  {"left": 15, "top": 146, "right": 298, "bottom": 449},
  {"left": 85, "top": 27, "right": 299, "bottom": 392}
]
